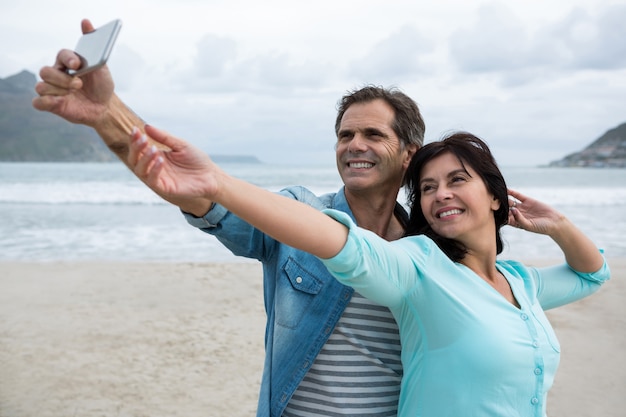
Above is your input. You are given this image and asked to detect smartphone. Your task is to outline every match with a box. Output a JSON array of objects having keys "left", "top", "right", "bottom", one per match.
[{"left": 68, "top": 19, "right": 122, "bottom": 76}]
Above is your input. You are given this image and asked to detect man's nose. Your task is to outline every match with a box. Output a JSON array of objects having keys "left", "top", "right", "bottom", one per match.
[{"left": 347, "top": 134, "right": 367, "bottom": 153}]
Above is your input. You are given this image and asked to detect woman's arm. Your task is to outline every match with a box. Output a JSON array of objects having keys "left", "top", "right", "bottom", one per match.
[
  {"left": 129, "top": 126, "right": 349, "bottom": 259},
  {"left": 507, "top": 189, "right": 604, "bottom": 273}
]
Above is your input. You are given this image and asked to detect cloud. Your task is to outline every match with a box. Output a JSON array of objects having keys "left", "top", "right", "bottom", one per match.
[
  {"left": 232, "top": 53, "right": 333, "bottom": 92},
  {"left": 553, "top": 4, "right": 626, "bottom": 70},
  {"left": 194, "top": 34, "right": 238, "bottom": 78},
  {"left": 170, "top": 32, "right": 336, "bottom": 94},
  {"left": 448, "top": 2, "right": 626, "bottom": 87},
  {"left": 348, "top": 25, "right": 435, "bottom": 82},
  {"left": 107, "top": 44, "right": 145, "bottom": 92},
  {"left": 449, "top": 4, "right": 528, "bottom": 73}
]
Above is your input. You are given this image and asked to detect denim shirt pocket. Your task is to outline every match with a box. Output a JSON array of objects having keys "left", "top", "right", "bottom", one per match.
[{"left": 275, "top": 257, "right": 324, "bottom": 329}]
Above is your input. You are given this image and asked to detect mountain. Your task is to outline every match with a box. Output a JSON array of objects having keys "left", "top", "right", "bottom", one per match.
[
  {"left": 549, "top": 122, "right": 626, "bottom": 168},
  {"left": 0, "top": 70, "right": 117, "bottom": 162}
]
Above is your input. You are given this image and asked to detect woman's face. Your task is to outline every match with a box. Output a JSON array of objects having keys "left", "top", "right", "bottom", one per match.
[{"left": 418, "top": 152, "right": 501, "bottom": 247}]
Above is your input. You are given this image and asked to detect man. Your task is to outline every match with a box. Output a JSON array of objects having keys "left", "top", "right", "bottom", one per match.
[{"left": 33, "top": 19, "right": 425, "bottom": 417}]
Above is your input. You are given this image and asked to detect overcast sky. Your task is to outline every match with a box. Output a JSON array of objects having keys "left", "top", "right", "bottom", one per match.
[{"left": 2, "top": 0, "right": 625, "bottom": 166}]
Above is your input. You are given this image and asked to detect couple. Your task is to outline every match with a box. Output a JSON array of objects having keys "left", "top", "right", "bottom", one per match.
[{"left": 34, "top": 19, "right": 609, "bottom": 417}]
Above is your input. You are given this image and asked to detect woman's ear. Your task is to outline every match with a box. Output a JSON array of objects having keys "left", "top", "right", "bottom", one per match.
[{"left": 491, "top": 196, "right": 501, "bottom": 211}]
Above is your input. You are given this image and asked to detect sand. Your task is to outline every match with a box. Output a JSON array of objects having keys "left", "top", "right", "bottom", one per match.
[{"left": 0, "top": 259, "right": 624, "bottom": 417}]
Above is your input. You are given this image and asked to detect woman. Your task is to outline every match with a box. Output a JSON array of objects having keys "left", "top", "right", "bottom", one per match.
[{"left": 129, "top": 126, "right": 609, "bottom": 417}]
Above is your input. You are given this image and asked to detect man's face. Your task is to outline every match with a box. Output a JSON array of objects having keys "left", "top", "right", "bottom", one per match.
[{"left": 335, "top": 99, "right": 415, "bottom": 194}]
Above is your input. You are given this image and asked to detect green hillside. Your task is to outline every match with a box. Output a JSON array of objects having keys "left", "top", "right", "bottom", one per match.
[{"left": 0, "top": 70, "right": 116, "bottom": 162}]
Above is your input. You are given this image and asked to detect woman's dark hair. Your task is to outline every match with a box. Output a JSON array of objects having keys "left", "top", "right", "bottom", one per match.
[{"left": 404, "top": 131, "right": 509, "bottom": 262}]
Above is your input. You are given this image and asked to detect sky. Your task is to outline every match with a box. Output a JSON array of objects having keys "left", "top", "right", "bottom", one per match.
[{"left": 2, "top": 0, "right": 625, "bottom": 167}]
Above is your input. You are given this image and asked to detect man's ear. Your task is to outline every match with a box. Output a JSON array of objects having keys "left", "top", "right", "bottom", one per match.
[{"left": 403, "top": 143, "right": 418, "bottom": 168}]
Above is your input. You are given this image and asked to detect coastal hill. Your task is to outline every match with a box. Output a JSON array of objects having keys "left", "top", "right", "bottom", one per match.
[
  {"left": 0, "top": 70, "right": 260, "bottom": 164},
  {"left": 549, "top": 122, "right": 626, "bottom": 168},
  {"left": 0, "top": 70, "right": 116, "bottom": 162}
]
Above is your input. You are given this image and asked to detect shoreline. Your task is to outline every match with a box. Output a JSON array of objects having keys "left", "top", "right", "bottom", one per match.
[{"left": 0, "top": 259, "right": 623, "bottom": 416}]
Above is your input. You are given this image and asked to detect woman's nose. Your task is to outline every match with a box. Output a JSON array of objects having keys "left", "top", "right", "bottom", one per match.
[{"left": 435, "top": 185, "right": 453, "bottom": 201}]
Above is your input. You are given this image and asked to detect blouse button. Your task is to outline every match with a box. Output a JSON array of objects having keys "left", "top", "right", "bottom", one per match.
[
  {"left": 534, "top": 368, "right": 542, "bottom": 375},
  {"left": 531, "top": 397, "right": 539, "bottom": 405},
  {"left": 520, "top": 313, "right": 529, "bottom": 320}
]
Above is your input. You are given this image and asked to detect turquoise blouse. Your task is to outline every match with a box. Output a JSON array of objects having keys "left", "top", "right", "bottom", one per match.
[{"left": 320, "top": 209, "right": 610, "bottom": 417}]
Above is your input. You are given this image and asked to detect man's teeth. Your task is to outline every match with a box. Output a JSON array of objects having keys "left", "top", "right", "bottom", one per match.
[
  {"left": 349, "top": 162, "right": 374, "bottom": 168},
  {"left": 438, "top": 209, "right": 462, "bottom": 218}
]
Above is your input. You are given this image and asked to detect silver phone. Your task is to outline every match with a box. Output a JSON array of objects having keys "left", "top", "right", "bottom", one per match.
[{"left": 68, "top": 19, "right": 122, "bottom": 76}]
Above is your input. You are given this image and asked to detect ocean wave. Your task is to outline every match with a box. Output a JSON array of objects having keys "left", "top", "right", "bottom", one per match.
[
  {"left": 0, "top": 182, "right": 167, "bottom": 205},
  {"left": 508, "top": 187, "right": 626, "bottom": 207},
  {"left": 1, "top": 182, "right": 625, "bottom": 207}
]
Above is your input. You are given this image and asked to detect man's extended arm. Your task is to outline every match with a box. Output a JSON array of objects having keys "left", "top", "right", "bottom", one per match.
[
  {"left": 32, "top": 20, "right": 139, "bottom": 161},
  {"left": 32, "top": 19, "right": 212, "bottom": 216}
]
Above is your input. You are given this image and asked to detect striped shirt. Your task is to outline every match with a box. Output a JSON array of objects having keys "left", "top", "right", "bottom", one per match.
[{"left": 282, "top": 292, "right": 402, "bottom": 416}]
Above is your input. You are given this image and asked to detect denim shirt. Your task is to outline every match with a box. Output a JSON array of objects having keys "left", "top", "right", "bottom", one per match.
[{"left": 184, "top": 186, "right": 406, "bottom": 417}]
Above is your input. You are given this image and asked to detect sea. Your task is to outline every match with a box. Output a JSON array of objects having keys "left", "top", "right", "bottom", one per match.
[{"left": 1, "top": 162, "right": 625, "bottom": 262}]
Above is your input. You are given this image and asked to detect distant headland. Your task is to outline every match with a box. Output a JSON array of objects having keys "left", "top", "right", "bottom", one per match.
[{"left": 548, "top": 122, "right": 626, "bottom": 168}]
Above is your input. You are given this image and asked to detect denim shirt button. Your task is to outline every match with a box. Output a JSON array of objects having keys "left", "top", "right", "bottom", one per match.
[{"left": 296, "top": 276, "right": 303, "bottom": 284}]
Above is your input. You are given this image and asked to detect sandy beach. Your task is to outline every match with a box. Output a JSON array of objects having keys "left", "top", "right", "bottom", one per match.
[{"left": 0, "top": 259, "right": 624, "bottom": 417}]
